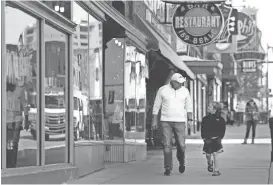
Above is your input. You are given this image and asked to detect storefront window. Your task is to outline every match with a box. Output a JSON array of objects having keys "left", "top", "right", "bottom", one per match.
[
  {"left": 124, "top": 43, "right": 146, "bottom": 142},
  {"left": 103, "top": 38, "right": 125, "bottom": 140},
  {"left": 44, "top": 24, "right": 68, "bottom": 165},
  {"left": 5, "top": 5, "right": 38, "bottom": 168},
  {"left": 72, "top": 2, "right": 103, "bottom": 141}
]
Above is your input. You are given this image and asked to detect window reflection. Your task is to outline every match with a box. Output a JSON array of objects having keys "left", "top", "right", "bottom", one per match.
[
  {"left": 44, "top": 24, "right": 68, "bottom": 165},
  {"left": 103, "top": 38, "right": 125, "bottom": 140},
  {"left": 5, "top": 5, "right": 38, "bottom": 168},
  {"left": 72, "top": 2, "right": 103, "bottom": 141}
]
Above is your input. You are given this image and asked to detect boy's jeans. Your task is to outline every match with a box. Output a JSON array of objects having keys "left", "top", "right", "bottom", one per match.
[{"left": 161, "top": 121, "right": 186, "bottom": 170}]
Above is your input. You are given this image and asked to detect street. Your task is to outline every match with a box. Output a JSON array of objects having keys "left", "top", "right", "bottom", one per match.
[
  {"left": 2, "top": 0, "right": 273, "bottom": 184},
  {"left": 67, "top": 144, "right": 273, "bottom": 184}
]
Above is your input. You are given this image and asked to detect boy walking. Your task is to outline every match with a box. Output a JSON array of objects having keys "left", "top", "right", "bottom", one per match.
[{"left": 201, "top": 102, "right": 226, "bottom": 176}]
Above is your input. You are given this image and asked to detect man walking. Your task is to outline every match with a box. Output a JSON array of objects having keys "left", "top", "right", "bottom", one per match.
[{"left": 152, "top": 72, "right": 193, "bottom": 176}]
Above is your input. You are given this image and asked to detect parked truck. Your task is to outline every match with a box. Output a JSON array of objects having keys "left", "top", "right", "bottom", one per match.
[{"left": 28, "top": 88, "right": 86, "bottom": 141}]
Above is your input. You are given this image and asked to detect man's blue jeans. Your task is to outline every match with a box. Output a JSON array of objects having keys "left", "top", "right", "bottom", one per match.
[{"left": 161, "top": 121, "right": 186, "bottom": 170}]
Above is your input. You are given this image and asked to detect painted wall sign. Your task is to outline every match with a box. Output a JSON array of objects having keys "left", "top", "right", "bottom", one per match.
[
  {"left": 172, "top": 3, "right": 224, "bottom": 46},
  {"left": 241, "top": 60, "right": 257, "bottom": 73}
]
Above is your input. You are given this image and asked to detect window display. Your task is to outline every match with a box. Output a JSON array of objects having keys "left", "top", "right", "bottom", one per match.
[
  {"left": 124, "top": 43, "right": 147, "bottom": 142},
  {"left": 103, "top": 38, "right": 125, "bottom": 140},
  {"left": 5, "top": 5, "right": 38, "bottom": 168}
]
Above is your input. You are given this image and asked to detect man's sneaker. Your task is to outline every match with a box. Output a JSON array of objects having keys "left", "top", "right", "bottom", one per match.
[
  {"left": 212, "top": 171, "right": 221, "bottom": 176},
  {"left": 179, "top": 165, "right": 185, "bottom": 173},
  {"left": 164, "top": 168, "right": 172, "bottom": 176}
]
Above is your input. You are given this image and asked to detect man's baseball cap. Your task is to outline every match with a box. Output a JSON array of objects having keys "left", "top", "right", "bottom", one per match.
[{"left": 170, "top": 73, "right": 186, "bottom": 84}]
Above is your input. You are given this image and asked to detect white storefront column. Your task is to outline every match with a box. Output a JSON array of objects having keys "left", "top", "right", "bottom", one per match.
[
  {"left": 202, "top": 85, "right": 207, "bottom": 117},
  {"left": 193, "top": 79, "right": 198, "bottom": 134}
]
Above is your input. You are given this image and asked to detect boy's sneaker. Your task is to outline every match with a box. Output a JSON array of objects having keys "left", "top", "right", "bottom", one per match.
[
  {"left": 179, "top": 165, "right": 185, "bottom": 173},
  {"left": 207, "top": 161, "right": 213, "bottom": 172},
  {"left": 164, "top": 168, "right": 172, "bottom": 176}
]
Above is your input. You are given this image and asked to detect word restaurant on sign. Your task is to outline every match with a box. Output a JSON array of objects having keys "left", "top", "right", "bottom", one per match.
[{"left": 175, "top": 16, "right": 221, "bottom": 29}]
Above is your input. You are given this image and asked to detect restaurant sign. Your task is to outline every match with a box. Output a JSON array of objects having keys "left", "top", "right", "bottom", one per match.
[
  {"left": 237, "top": 11, "right": 257, "bottom": 50},
  {"left": 172, "top": 3, "right": 224, "bottom": 46},
  {"left": 234, "top": 9, "right": 265, "bottom": 61},
  {"left": 241, "top": 60, "right": 257, "bottom": 73}
]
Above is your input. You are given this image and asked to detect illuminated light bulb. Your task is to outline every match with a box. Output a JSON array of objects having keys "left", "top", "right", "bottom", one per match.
[
  {"left": 115, "top": 40, "right": 118, "bottom": 44},
  {"left": 229, "top": 22, "right": 235, "bottom": 26},
  {"left": 54, "top": 5, "right": 60, "bottom": 12},
  {"left": 60, "top": 7, "right": 64, "bottom": 13},
  {"left": 118, "top": 42, "right": 121, "bottom": 46},
  {"left": 229, "top": 28, "right": 235, "bottom": 32},
  {"left": 121, "top": 45, "right": 124, "bottom": 49},
  {"left": 230, "top": 17, "right": 235, "bottom": 21}
]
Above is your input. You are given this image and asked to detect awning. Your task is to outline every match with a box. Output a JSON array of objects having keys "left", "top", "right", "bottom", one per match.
[
  {"left": 184, "top": 60, "right": 222, "bottom": 79},
  {"left": 179, "top": 55, "right": 203, "bottom": 61},
  {"left": 134, "top": 14, "right": 195, "bottom": 80}
]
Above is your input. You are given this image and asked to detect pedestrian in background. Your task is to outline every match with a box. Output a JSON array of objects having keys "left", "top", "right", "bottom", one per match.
[
  {"left": 269, "top": 103, "right": 273, "bottom": 159},
  {"left": 242, "top": 99, "right": 259, "bottom": 144},
  {"left": 201, "top": 102, "right": 226, "bottom": 176},
  {"left": 221, "top": 103, "right": 228, "bottom": 123},
  {"left": 152, "top": 72, "right": 193, "bottom": 176}
]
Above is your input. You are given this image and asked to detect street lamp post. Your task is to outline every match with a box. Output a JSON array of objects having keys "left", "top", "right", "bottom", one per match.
[
  {"left": 267, "top": 45, "right": 273, "bottom": 161},
  {"left": 267, "top": 45, "right": 273, "bottom": 123}
]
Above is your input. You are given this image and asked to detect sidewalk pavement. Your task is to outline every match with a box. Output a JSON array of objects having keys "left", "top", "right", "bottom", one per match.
[
  {"left": 188, "top": 124, "right": 271, "bottom": 140},
  {"left": 68, "top": 144, "right": 273, "bottom": 184}
]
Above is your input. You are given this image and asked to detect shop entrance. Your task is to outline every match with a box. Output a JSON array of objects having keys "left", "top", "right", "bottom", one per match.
[{"left": 145, "top": 52, "right": 172, "bottom": 147}]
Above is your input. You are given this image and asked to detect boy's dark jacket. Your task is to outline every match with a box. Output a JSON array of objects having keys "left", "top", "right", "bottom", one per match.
[{"left": 201, "top": 113, "right": 226, "bottom": 139}]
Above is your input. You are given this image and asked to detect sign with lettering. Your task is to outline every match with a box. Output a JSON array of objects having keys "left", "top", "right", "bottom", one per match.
[
  {"left": 234, "top": 51, "right": 265, "bottom": 61},
  {"left": 172, "top": 3, "right": 224, "bottom": 46},
  {"left": 233, "top": 9, "right": 265, "bottom": 61},
  {"left": 237, "top": 11, "right": 256, "bottom": 50},
  {"left": 242, "top": 60, "right": 257, "bottom": 73}
]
